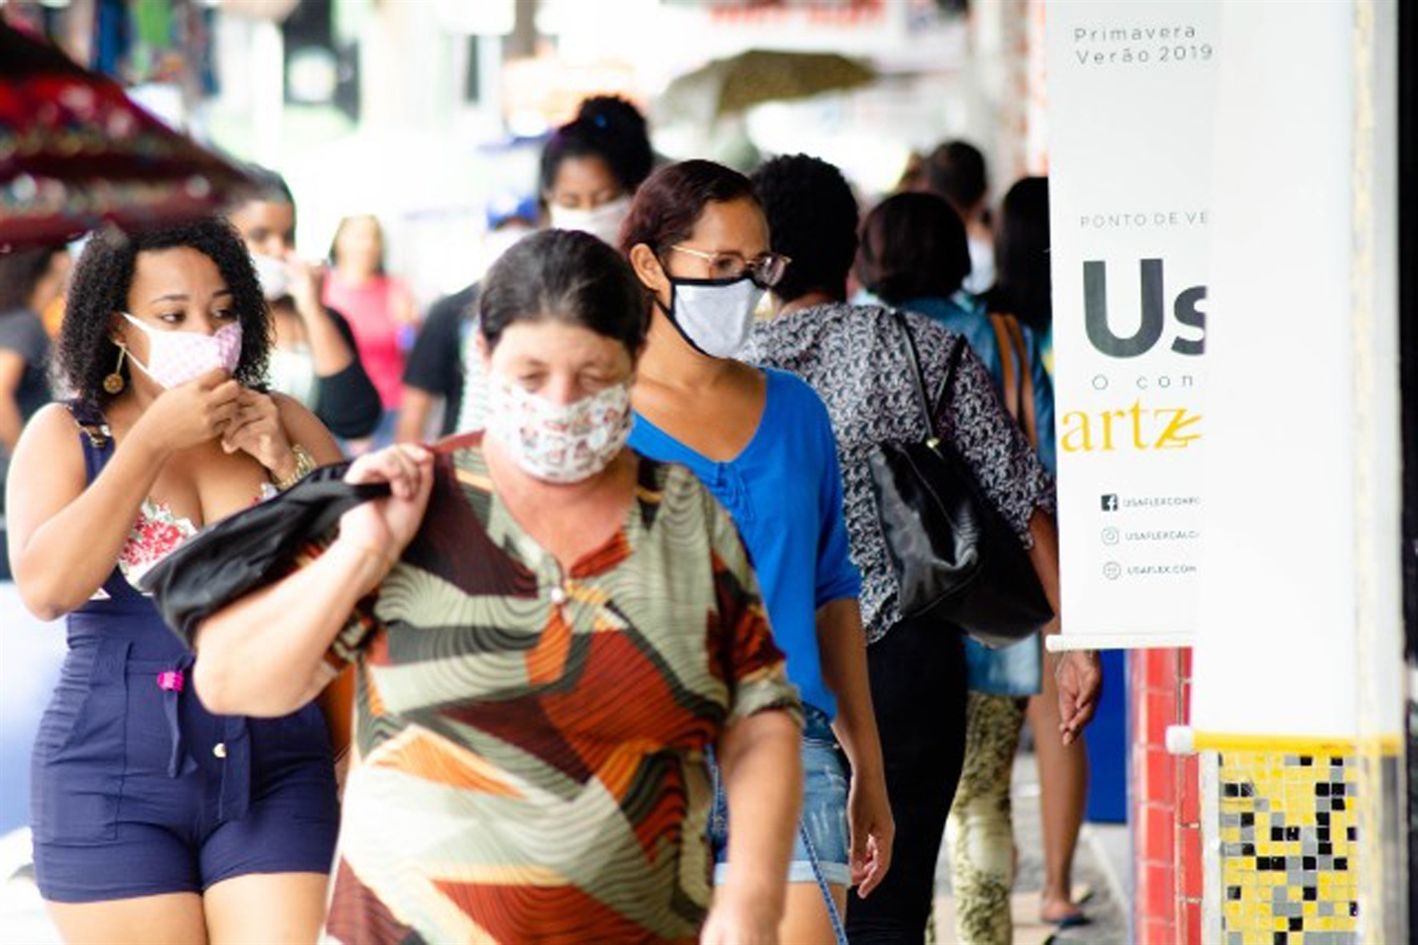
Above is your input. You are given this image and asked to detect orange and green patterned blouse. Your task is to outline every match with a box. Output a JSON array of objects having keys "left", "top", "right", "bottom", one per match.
[{"left": 321, "top": 434, "right": 802, "bottom": 945}]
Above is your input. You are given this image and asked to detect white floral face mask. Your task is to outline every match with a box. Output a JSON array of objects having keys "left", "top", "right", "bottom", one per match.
[{"left": 485, "top": 379, "right": 633, "bottom": 484}]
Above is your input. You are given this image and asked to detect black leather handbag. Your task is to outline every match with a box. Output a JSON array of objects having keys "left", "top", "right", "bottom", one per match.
[
  {"left": 867, "top": 311, "right": 1054, "bottom": 647},
  {"left": 140, "top": 462, "right": 390, "bottom": 647}
]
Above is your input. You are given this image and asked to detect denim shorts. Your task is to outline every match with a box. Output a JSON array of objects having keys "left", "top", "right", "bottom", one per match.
[{"left": 709, "top": 704, "right": 851, "bottom": 887}]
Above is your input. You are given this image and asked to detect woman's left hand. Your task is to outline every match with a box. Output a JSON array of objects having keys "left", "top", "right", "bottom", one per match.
[
  {"left": 847, "top": 767, "right": 894, "bottom": 898},
  {"left": 222, "top": 389, "right": 295, "bottom": 478}
]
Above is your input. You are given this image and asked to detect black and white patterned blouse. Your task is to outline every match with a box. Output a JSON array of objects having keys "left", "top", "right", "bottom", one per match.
[{"left": 743, "top": 302, "right": 1056, "bottom": 644}]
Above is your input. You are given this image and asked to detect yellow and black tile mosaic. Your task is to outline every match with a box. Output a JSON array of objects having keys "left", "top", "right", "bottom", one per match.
[{"left": 1217, "top": 751, "right": 1360, "bottom": 945}]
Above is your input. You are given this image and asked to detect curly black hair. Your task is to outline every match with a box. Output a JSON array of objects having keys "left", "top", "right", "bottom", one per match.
[
  {"left": 750, "top": 154, "right": 859, "bottom": 303},
  {"left": 60, "top": 217, "right": 271, "bottom": 404}
]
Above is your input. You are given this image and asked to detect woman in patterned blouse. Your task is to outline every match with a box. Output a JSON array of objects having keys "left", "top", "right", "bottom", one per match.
[
  {"left": 191, "top": 230, "right": 805, "bottom": 945},
  {"left": 743, "top": 154, "right": 1103, "bottom": 944}
]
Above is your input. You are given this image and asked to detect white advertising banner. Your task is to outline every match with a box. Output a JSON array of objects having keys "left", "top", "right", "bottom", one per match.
[{"left": 1045, "top": 2, "right": 1219, "bottom": 648}]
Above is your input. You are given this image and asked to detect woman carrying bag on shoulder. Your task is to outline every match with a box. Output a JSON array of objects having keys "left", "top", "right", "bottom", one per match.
[
  {"left": 188, "top": 230, "right": 805, "bottom": 944},
  {"left": 743, "top": 154, "right": 1101, "bottom": 944}
]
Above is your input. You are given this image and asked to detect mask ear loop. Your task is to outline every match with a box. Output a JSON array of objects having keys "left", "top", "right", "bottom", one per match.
[{"left": 115, "top": 320, "right": 156, "bottom": 383}]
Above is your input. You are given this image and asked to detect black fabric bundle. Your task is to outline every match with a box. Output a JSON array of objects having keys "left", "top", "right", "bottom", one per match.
[{"left": 139, "top": 461, "right": 389, "bottom": 647}]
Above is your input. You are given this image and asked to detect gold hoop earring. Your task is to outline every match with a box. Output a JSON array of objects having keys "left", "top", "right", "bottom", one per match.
[{"left": 103, "top": 346, "right": 127, "bottom": 395}]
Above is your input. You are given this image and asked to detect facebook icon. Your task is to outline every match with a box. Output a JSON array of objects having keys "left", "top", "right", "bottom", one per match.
[{"left": 1101, "top": 494, "right": 1119, "bottom": 512}]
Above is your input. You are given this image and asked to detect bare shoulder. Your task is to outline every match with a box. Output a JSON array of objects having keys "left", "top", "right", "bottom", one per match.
[
  {"left": 7, "top": 402, "right": 87, "bottom": 497},
  {"left": 271, "top": 390, "right": 318, "bottom": 425},
  {"left": 14, "top": 402, "right": 85, "bottom": 462},
  {"left": 271, "top": 391, "right": 343, "bottom": 464}
]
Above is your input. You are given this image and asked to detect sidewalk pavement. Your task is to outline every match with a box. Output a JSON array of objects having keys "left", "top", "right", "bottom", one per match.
[{"left": 932, "top": 752, "right": 1131, "bottom": 945}]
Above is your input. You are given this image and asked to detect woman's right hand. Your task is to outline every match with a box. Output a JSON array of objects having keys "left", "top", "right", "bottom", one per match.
[
  {"left": 336, "top": 444, "right": 434, "bottom": 568},
  {"left": 131, "top": 369, "right": 242, "bottom": 456},
  {"left": 286, "top": 257, "right": 327, "bottom": 320}
]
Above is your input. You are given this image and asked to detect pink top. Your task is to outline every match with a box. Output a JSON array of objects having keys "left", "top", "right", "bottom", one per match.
[{"left": 321, "top": 272, "right": 412, "bottom": 409}]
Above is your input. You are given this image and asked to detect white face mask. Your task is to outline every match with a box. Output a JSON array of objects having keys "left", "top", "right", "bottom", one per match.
[
  {"left": 485, "top": 379, "right": 633, "bottom": 484},
  {"left": 121, "top": 313, "right": 243, "bottom": 389},
  {"left": 661, "top": 275, "right": 764, "bottom": 359},
  {"left": 251, "top": 253, "right": 291, "bottom": 301},
  {"left": 548, "top": 194, "right": 632, "bottom": 247}
]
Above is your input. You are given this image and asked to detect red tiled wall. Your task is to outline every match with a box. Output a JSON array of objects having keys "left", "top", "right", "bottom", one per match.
[{"left": 1131, "top": 648, "right": 1202, "bottom": 945}]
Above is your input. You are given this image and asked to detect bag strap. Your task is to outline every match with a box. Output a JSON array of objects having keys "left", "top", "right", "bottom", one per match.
[
  {"left": 988, "top": 314, "right": 1022, "bottom": 421},
  {"left": 890, "top": 309, "right": 966, "bottom": 442},
  {"left": 890, "top": 309, "right": 934, "bottom": 439},
  {"left": 989, "top": 313, "right": 1040, "bottom": 449}
]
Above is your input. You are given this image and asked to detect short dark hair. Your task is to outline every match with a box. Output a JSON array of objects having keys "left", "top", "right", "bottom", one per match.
[
  {"left": 234, "top": 162, "right": 295, "bottom": 208},
  {"left": 925, "top": 140, "right": 988, "bottom": 212},
  {"left": 750, "top": 154, "right": 858, "bottom": 303},
  {"left": 988, "top": 176, "right": 1052, "bottom": 334},
  {"left": 0, "top": 245, "right": 65, "bottom": 313},
  {"left": 856, "top": 191, "right": 971, "bottom": 304},
  {"left": 539, "top": 96, "right": 654, "bottom": 197},
  {"left": 59, "top": 218, "right": 272, "bottom": 404},
  {"left": 479, "top": 229, "right": 648, "bottom": 357},
  {"left": 619, "top": 159, "right": 758, "bottom": 256}
]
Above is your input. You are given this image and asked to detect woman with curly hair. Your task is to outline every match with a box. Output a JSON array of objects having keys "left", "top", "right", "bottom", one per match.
[{"left": 4, "top": 218, "right": 346, "bottom": 943}]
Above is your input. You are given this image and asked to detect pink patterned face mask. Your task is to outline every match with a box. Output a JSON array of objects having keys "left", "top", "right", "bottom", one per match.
[
  {"left": 486, "top": 379, "right": 633, "bottom": 484},
  {"left": 121, "top": 314, "right": 243, "bottom": 389}
]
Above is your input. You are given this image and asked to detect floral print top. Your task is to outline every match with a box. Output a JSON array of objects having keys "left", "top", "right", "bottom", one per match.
[
  {"left": 743, "top": 302, "right": 1056, "bottom": 643},
  {"left": 117, "top": 498, "right": 200, "bottom": 587}
]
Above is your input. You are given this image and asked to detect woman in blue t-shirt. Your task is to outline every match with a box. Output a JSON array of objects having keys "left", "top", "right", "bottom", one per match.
[{"left": 620, "top": 159, "right": 893, "bottom": 943}]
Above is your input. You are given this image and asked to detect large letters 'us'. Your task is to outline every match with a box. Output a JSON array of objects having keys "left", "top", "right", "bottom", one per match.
[{"left": 1084, "top": 259, "right": 1206, "bottom": 358}]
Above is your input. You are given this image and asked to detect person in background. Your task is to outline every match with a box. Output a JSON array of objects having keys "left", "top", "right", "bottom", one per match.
[
  {"left": 6, "top": 218, "right": 345, "bottom": 943},
  {"left": 322, "top": 214, "right": 418, "bottom": 448},
  {"left": 622, "top": 159, "right": 894, "bottom": 943},
  {"left": 395, "top": 284, "right": 476, "bottom": 446},
  {"left": 857, "top": 191, "right": 1055, "bottom": 474},
  {"left": 397, "top": 95, "right": 656, "bottom": 444},
  {"left": 0, "top": 244, "right": 70, "bottom": 580},
  {"left": 893, "top": 151, "right": 926, "bottom": 193},
  {"left": 744, "top": 153, "right": 1099, "bottom": 943},
  {"left": 541, "top": 95, "right": 655, "bottom": 243},
  {"left": 858, "top": 189, "right": 1072, "bottom": 941},
  {"left": 988, "top": 176, "right": 1055, "bottom": 376},
  {"left": 189, "top": 230, "right": 805, "bottom": 944},
  {"left": 227, "top": 167, "right": 382, "bottom": 441},
  {"left": 395, "top": 196, "right": 538, "bottom": 444},
  {"left": 0, "top": 246, "right": 68, "bottom": 452},
  {"left": 926, "top": 141, "right": 995, "bottom": 296},
  {"left": 985, "top": 175, "right": 1089, "bottom": 930}
]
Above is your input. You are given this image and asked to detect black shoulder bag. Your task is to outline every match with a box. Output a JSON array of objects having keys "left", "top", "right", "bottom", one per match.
[{"left": 866, "top": 311, "right": 1054, "bottom": 647}]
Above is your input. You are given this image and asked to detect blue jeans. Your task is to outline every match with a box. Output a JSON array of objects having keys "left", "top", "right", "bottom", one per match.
[{"left": 709, "top": 704, "right": 851, "bottom": 887}]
